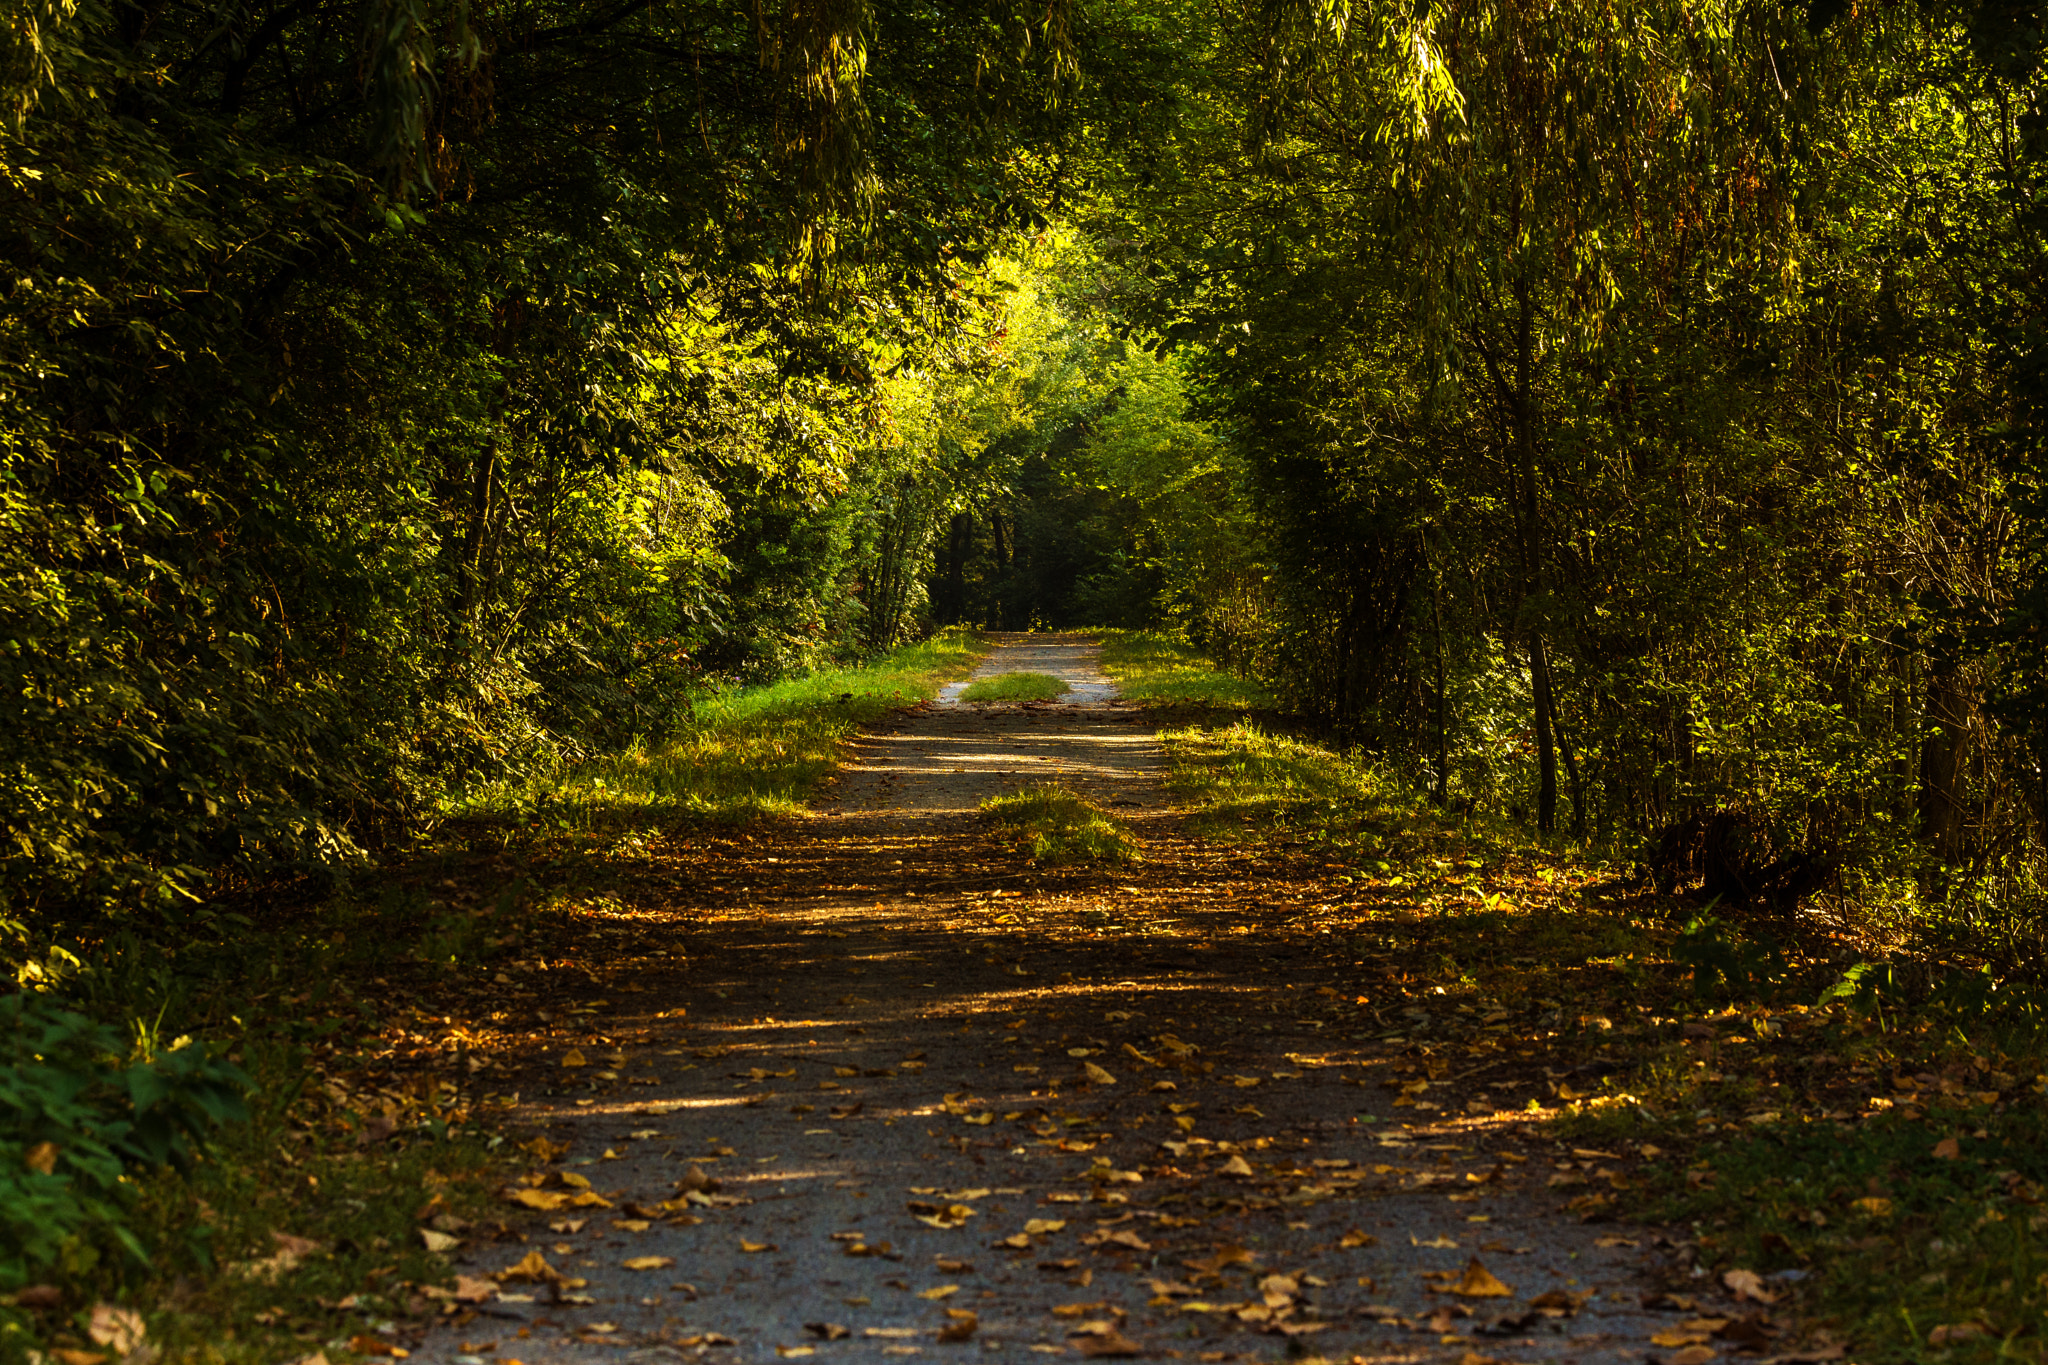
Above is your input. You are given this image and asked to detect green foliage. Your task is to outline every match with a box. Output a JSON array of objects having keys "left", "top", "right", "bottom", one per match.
[
  {"left": 0, "top": 994, "right": 250, "bottom": 1296},
  {"left": 958, "top": 671, "right": 1070, "bottom": 703},
  {"left": 982, "top": 786, "right": 1140, "bottom": 864}
]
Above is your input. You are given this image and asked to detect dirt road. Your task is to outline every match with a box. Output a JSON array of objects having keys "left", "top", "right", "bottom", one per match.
[{"left": 412, "top": 636, "right": 1761, "bottom": 1365}]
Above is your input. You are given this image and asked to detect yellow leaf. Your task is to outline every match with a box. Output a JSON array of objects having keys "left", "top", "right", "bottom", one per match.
[
  {"left": 1448, "top": 1257, "right": 1512, "bottom": 1298},
  {"left": 561, "top": 1050, "right": 588, "bottom": 1068},
  {"left": 87, "top": 1304, "right": 145, "bottom": 1354},
  {"left": 506, "top": 1187, "right": 571, "bottom": 1211},
  {"left": 740, "top": 1240, "right": 775, "bottom": 1253},
  {"left": 494, "top": 1251, "right": 562, "bottom": 1284},
  {"left": 1084, "top": 1063, "right": 1118, "bottom": 1085},
  {"left": 1229, "top": 1075, "right": 1261, "bottom": 1089},
  {"left": 1024, "top": 1219, "right": 1067, "bottom": 1234},
  {"left": 24, "top": 1142, "right": 59, "bottom": 1175},
  {"left": 559, "top": 1171, "right": 593, "bottom": 1190},
  {"left": 1651, "top": 1331, "right": 1709, "bottom": 1348},
  {"left": 777, "top": 1348, "right": 816, "bottom": 1358},
  {"left": 964, "top": 1112, "right": 996, "bottom": 1126},
  {"left": 918, "top": 1285, "right": 960, "bottom": 1300},
  {"left": 937, "top": 1309, "right": 978, "bottom": 1342},
  {"left": 1219, "top": 1155, "right": 1254, "bottom": 1177},
  {"left": 1932, "top": 1137, "right": 1961, "bottom": 1160},
  {"left": 1339, "top": 1230, "right": 1377, "bottom": 1249},
  {"left": 1850, "top": 1196, "right": 1892, "bottom": 1217},
  {"left": 622, "top": 1256, "right": 675, "bottom": 1270}
]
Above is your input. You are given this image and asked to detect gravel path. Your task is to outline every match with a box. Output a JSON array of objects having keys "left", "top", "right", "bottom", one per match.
[{"left": 407, "top": 636, "right": 1780, "bottom": 1365}]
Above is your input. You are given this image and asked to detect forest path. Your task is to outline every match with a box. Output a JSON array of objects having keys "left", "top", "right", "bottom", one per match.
[{"left": 412, "top": 638, "right": 1754, "bottom": 1365}]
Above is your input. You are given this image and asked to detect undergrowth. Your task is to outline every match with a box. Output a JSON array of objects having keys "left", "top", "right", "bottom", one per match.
[
  {"left": 983, "top": 785, "right": 1141, "bottom": 864},
  {"left": 456, "top": 628, "right": 985, "bottom": 829}
]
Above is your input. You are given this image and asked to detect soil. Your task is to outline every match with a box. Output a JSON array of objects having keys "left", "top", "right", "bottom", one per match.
[{"left": 409, "top": 635, "right": 1789, "bottom": 1365}]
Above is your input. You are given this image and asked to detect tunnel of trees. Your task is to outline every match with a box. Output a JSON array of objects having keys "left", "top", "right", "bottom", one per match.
[{"left": 5, "top": 0, "right": 2048, "bottom": 935}]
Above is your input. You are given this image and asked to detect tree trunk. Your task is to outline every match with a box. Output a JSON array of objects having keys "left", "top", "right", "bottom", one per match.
[
  {"left": 1509, "top": 273, "right": 1557, "bottom": 833},
  {"left": 1919, "top": 664, "right": 1972, "bottom": 863},
  {"left": 1429, "top": 542, "right": 1449, "bottom": 805},
  {"left": 941, "top": 511, "right": 971, "bottom": 624}
]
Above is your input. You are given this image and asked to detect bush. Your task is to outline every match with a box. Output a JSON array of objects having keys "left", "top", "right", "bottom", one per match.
[{"left": 0, "top": 994, "right": 250, "bottom": 1294}]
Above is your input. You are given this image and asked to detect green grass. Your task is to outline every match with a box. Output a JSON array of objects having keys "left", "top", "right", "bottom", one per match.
[
  {"left": 460, "top": 628, "right": 985, "bottom": 827},
  {"left": 1096, "top": 630, "right": 1273, "bottom": 709},
  {"left": 1162, "top": 720, "right": 1380, "bottom": 835},
  {"left": 958, "top": 670, "right": 1070, "bottom": 703},
  {"left": 982, "top": 785, "right": 1141, "bottom": 864}
]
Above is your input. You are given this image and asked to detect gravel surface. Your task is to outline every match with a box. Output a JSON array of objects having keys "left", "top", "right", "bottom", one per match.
[{"left": 407, "top": 636, "right": 1785, "bottom": 1365}]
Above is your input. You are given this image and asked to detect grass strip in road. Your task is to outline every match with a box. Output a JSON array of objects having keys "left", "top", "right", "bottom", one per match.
[
  {"left": 1096, "top": 630, "right": 1272, "bottom": 709},
  {"left": 958, "top": 670, "right": 1070, "bottom": 703},
  {"left": 982, "top": 785, "right": 1140, "bottom": 864},
  {"left": 464, "top": 628, "right": 985, "bottom": 827}
]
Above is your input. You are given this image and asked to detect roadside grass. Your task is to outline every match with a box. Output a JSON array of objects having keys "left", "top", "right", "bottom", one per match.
[
  {"left": 959, "top": 670, "right": 1070, "bottom": 703},
  {"left": 983, "top": 785, "right": 1141, "bottom": 864},
  {"left": 459, "top": 628, "right": 985, "bottom": 829},
  {"left": 1096, "top": 630, "right": 1272, "bottom": 709}
]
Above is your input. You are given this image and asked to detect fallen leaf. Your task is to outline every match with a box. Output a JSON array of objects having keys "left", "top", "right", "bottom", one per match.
[
  {"left": 1667, "top": 1349, "right": 1717, "bottom": 1365},
  {"left": 1075, "top": 1331, "right": 1145, "bottom": 1357},
  {"left": 919, "top": 1285, "right": 961, "bottom": 1301},
  {"left": 866, "top": 1328, "right": 921, "bottom": 1339},
  {"left": 623, "top": 1256, "right": 676, "bottom": 1270},
  {"left": 937, "top": 1310, "right": 979, "bottom": 1343},
  {"left": 494, "top": 1251, "right": 563, "bottom": 1285},
  {"left": 805, "top": 1324, "right": 852, "bottom": 1340},
  {"left": 1653, "top": 1330, "right": 1712, "bottom": 1348},
  {"left": 1339, "top": 1229, "right": 1377, "bottom": 1248},
  {"left": 1928, "top": 1323, "right": 1987, "bottom": 1345},
  {"left": 777, "top": 1348, "right": 816, "bottom": 1358},
  {"left": 740, "top": 1240, "right": 775, "bottom": 1253},
  {"left": 1721, "top": 1269, "right": 1777, "bottom": 1305},
  {"left": 1084, "top": 1063, "right": 1118, "bottom": 1086},
  {"left": 420, "top": 1229, "right": 461, "bottom": 1254},
  {"left": 1849, "top": 1196, "right": 1892, "bottom": 1217},
  {"left": 24, "top": 1142, "right": 59, "bottom": 1176},
  {"left": 561, "top": 1049, "right": 587, "bottom": 1068},
  {"left": 1026, "top": 1219, "right": 1068, "bottom": 1234},
  {"left": 1218, "top": 1155, "right": 1254, "bottom": 1177},
  {"left": 87, "top": 1305, "right": 145, "bottom": 1354},
  {"left": 1448, "top": 1258, "right": 1512, "bottom": 1298},
  {"left": 506, "top": 1187, "right": 572, "bottom": 1211},
  {"left": 1932, "top": 1137, "right": 1961, "bottom": 1160}
]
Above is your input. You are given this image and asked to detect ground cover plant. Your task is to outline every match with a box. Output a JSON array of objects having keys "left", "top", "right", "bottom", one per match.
[
  {"left": 957, "top": 671, "right": 1072, "bottom": 704},
  {"left": 981, "top": 784, "right": 1141, "bottom": 863}
]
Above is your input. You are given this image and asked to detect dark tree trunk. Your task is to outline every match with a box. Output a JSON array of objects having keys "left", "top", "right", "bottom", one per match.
[{"left": 1919, "top": 664, "right": 1972, "bottom": 863}]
